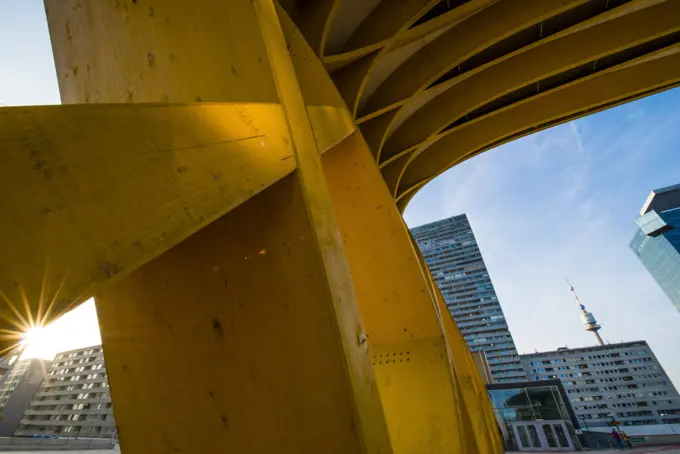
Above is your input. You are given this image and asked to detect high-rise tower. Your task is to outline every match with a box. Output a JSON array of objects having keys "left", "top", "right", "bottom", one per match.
[
  {"left": 411, "top": 215, "right": 526, "bottom": 383},
  {"left": 566, "top": 280, "right": 604, "bottom": 345},
  {"left": 630, "top": 184, "right": 680, "bottom": 313}
]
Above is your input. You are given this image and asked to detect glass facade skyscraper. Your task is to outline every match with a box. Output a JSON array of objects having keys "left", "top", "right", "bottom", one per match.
[
  {"left": 630, "top": 184, "right": 680, "bottom": 313},
  {"left": 411, "top": 214, "right": 527, "bottom": 383}
]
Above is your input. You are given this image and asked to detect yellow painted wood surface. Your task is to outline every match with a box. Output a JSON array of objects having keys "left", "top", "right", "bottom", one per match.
[
  {"left": 44, "top": 0, "right": 278, "bottom": 104},
  {"left": 5, "top": 1, "right": 679, "bottom": 452},
  {"left": 323, "top": 132, "right": 471, "bottom": 453},
  {"left": 0, "top": 102, "right": 352, "bottom": 353},
  {"left": 96, "top": 174, "right": 380, "bottom": 454},
  {"left": 253, "top": 0, "right": 393, "bottom": 451}
]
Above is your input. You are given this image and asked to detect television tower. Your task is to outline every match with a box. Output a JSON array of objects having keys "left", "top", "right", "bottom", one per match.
[{"left": 565, "top": 279, "right": 604, "bottom": 345}]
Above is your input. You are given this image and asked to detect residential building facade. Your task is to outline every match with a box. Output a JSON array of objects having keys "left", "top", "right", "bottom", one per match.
[
  {"left": 14, "top": 345, "right": 116, "bottom": 438},
  {"left": 411, "top": 214, "right": 527, "bottom": 383},
  {"left": 521, "top": 341, "right": 680, "bottom": 428},
  {"left": 0, "top": 356, "right": 13, "bottom": 384},
  {"left": 630, "top": 183, "right": 680, "bottom": 312},
  {"left": 0, "top": 358, "right": 51, "bottom": 436}
]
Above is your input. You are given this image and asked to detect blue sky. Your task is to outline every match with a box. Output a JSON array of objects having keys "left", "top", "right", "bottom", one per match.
[
  {"left": 405, "top": 89, "right": 680, "bottom": 386},
  {"left": 0, "top": 0, "right": 59, "bottom": 106},
  {"left": 2, "top": 1, "right": 680, "bottom": 386}
]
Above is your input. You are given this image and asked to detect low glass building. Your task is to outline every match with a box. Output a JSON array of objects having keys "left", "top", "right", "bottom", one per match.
[{"left": 487, "top": 379, "right": 582, "bottom": 451}]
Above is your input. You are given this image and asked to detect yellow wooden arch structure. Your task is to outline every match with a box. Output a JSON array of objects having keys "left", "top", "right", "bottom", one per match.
[{"left": 1, "top": 1, "right": 679, "bottom": 452}]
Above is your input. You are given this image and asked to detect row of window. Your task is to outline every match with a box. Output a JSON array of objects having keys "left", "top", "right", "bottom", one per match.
[
  {"left": 572, "top": 397, "right": 678, "bottom": 408},
  {"left": 46, "top": 372, "right": 104, "bottom": 383},
  {"left": 573, "top": 402, "right": 678, "bottom": 414},
  {"left": 533, "top": 374, "right": 665, "bottom": 385},
  {"left": 49, "top": 363, "right": 104, "bottom": 376},
  {"left": 577, "top": 409, "right": 680, "bottom": 419},
  {"left": 36, "top": 391, "right": 111, "bottom": 402},
  {"left": 55, "top": 348, "right": 103, "bottom": 361},
  {"left": 15, "top": 424, "right": 115, "bottom": 434},
  {"left": 41, "top": 381, "right": 108, "bottom": 394},
  {"left": 524, "top": 346, "right": 648, "bottom": 364},
  {"left": 52, "top": 356, "right": 103, "bottom": 369},
  {"left": 425, "top": 246, "right": 481, "bottom": 262},
  {"left": 29, "top": 402, "right": 112, "bottom": 411},
  {"left": 26, "top": 413, "right": 113, "bottom": 422}
]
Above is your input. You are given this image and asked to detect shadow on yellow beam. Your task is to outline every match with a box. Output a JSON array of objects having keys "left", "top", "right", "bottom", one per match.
[{"left": 0, "top": 102, "right": 353, "bottom": 352}]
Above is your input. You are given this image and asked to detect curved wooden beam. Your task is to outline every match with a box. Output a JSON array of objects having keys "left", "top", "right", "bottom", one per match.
[
  {"left": 396, "top": 185, "right": 422, "bottom": 213},
  {"left": 329, "top": 0, "right": 501, "bottom": 117},
  {"left": 362, "top": 0, "right": 584, "bottom": 115},
  {"left": 278, "top": 3, "right": 347, "bottom": 108},
  {"left": 382, "top": 0, "right": 680, "bottom": 159},
  {"left": 341, "top": 0, "right": 437, "bottom": 53},
  {"left": 323, "top": 0, "right": 382, "bottom": 56},
  {"left": 278, "top": 0, "right": 339, "bottom": 56},
  {"left": 322, "top": 1, "right": 494, "bottom": 71},
  {"left": 396, "top": 47, "right": 680, "bottom": 197},
  {"left": 382, "top": 154, "right": 414, "bottom": 198},
  {"left": 330, "top": 0, "right": 455, "bottom": 116},
  {"left": 359, "top": 109, "right": 399, "bottom": 159},
  {"left": 367, "top": 0, "right": 591, "bottom": 162},
  {"left": 370, "top": 0, "right": 664, "bottom": 163}
]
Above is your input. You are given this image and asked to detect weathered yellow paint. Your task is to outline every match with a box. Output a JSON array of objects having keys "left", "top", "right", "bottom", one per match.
[
  {"left": 322, "top": 132, "right": 469, "bottom": 453},
  {"left": 44, "top": 0, "right": 278, "bottom": 104},
  {"left": 253, "top": 1, "right": 392, "bottom": 452},
  {"left": 96, "top": 173, "right": 382, "bottom": 454},
  {"left": 0, "top": 102, "right": 353, "bottom": 354},
  {"left": 0, "top": 102, "right": 292, "bottom": 351}
]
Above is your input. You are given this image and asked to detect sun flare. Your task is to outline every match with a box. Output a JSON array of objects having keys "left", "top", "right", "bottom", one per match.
[{"left": 19, "top": 298, "right": 102, "bottom": 360}]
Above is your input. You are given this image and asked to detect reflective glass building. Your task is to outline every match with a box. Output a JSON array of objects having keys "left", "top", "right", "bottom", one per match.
[
  {"left": 630, "top": 184, "right": 680, "bottom": 313},
  {"left": 411, "top": 215, "right": 527, "bottom": 383}
]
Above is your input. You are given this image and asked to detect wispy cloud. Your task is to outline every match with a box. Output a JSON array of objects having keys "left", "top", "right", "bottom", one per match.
[{"left": 405, "top": 87, "right": 680, "bottom": 387}]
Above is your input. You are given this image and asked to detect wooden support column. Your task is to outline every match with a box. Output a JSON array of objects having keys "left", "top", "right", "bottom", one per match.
[
  {"left": 425, "top": 266, "right": 505, "bottom": 454},
  {"left": 47, "top": 0, "right": 391, "bottom": 452},
  {"left": 45, "top": 0, "right": 499, "bottom": 452},
  {"left": 95, "top": 173, "right": 390, "bottom": 454},
  {"left": 322, "top": 131, "right": 494, "bottom": 453}
]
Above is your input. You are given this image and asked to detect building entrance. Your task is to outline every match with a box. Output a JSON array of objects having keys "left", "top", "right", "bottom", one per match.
[{"left": 511, "top": 421, "right": 574, "bottom": 451}]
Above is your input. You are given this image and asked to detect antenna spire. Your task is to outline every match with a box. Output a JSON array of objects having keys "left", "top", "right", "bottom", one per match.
[{"left": 565, "top": 278, "right": 604, "bottom": 345}]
